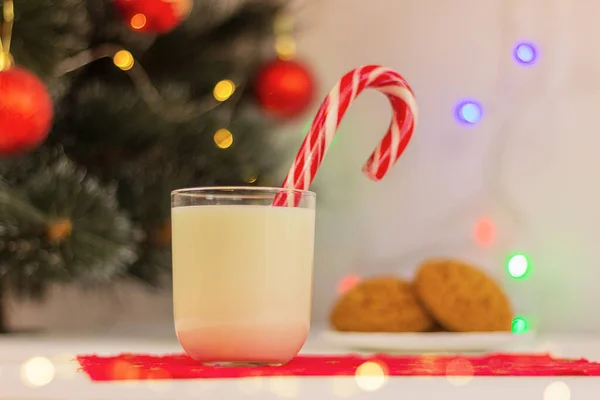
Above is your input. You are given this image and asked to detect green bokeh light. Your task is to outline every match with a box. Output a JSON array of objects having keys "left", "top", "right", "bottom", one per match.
[
  {"left": 507, "top": 253, "right": 530, "bottom": 279},
  {"left": 511, "top": 317, "right": 528, "bottom": 334}
]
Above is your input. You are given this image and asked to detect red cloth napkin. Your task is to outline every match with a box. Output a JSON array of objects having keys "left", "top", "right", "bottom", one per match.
[{"left": 77, "top": 353, "right": 600, "bottom": 381}]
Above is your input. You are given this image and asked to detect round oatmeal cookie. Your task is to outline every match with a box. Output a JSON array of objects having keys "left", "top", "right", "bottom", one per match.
[
  {"left": 414, "top": 259, "right": 513, "bottom": 332},
  {"left": 329, "top": 276, "right": 435, "bottom": 333}
]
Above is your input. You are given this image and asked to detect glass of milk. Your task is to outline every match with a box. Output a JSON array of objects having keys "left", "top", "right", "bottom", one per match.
[{"left": 171, "top": 187, "right": 316, "bottom": 366}]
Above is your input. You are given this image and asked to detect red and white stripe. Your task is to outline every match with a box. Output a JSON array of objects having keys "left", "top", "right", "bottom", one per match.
[{"left": 274, "top": 65, "right": 418, "bottom": 206}]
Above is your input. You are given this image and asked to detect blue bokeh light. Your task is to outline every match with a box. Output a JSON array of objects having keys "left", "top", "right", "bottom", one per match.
[
  {"left": 514, "top": 42, "right": 537, "bottom": 65},
  {"left": 455, "top": 101, "right": 483, "bottom": 125}
]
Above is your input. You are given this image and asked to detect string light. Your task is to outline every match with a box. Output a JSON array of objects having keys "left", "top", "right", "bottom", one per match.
[
  {"left": 474, "top": 217, "right": 495, "bottom": 247},
  {"left": 455, "top": 100, "right": 483, "bottom": 125},
  {"left": 275, "top": 35, "right": 296, "bottom": 60},
  {"left": 400, "top": 6, "right": 533, "bottom": 326},
  {"left": 511, "top": 316, "right": 529, "bottom": 334},
  {"left": 273, "top": 12, "right": 297, "bottom": 61},
  {"left": 514, "top": 42, "right": 538, "bottom": 66},
  {"left": 544, "top": 381, "right": 571, "bottom": 400},
  {"left": 21, "top": 357, "right": 55, "bottom": 387},
  {"left": 445, "top": 358, "right": 474, "bottom": 387},
  {"left": 214, "top": 128, "right": 233, "bottom": 149},
  {"left": 56, "top": 44, "right": 226, "bottom": 122},
  {"left": 507, "top": 253, "right": 529, "bottom": 279},
  {"left": 130, "top": 13, "right": 147, "bottom": 30},
  {"left": 113, "top": 50, "right": 135, "bottom": 71},
  {"left": 241, "top": 166, "right": 259, "bottom": 184},
  {"left": 354, "top": 361, "right": 388, "bottom": 392},
  {"left": 52, "top": 4, "right": 251, "bottom": 122},
  {"left": 213, "top": 79, "right": 236, "bottom": 102},
  {"left": 337, "top": 274, "right": 361, "bottom": 294}
]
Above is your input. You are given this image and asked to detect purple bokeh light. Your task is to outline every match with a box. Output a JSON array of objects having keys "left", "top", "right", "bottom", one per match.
[
  {"left": 455, "top": 100, "right": 483, "bottom": 125},
  {"left": 514, "top": 42, "right": 538, "bottom": 65}
]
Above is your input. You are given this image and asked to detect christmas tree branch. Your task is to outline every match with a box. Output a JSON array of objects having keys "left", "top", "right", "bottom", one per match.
[
  {"left": 0, "top": 179, "right": 47, "bottom": 224},
  {"left": 54, "top": 44, "right": 230, "bottom": 123},
  {"left": 0, "top": 0, "right": 289, "bottom": 302}
]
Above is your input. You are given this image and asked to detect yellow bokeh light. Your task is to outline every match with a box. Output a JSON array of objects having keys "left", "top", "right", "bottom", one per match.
[
  {"left": 445, "top": 358, "right": 474, "bottom": 387},
  {"left": 213, "top": 79, "right": 236, "bottom": 102},
  {"left": 113, "top": 50, "right": 135, "bottom": 71},
  {"left": 275, "top": 35, "right": 297, "bottom": 60},
  {"left": 242, "top": 167, "right": 258, "bottom": 184},
  {"left": 130, "top": 13, "right": 147, "bottom": 30},
  {"left": 544, "top": 381, "right": 571, "bottom": 400},
  {"left": 354, "top": 361, "right": 388, "bottom": 392},
  {"left": 214, "top": 128, "right": 233, "bottom": 149},
  {"left": 21, "top": 357, "right": 55, "bottom": 388}
]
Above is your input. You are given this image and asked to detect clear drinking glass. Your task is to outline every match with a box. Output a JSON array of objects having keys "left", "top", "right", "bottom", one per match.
[{"left": 171, "top": 187, "right": 316, "bottom": 367}]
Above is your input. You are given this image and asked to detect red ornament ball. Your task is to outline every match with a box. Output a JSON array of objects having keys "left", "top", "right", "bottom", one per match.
[
  {"left": 0, "top": 67, "right": 54, "bottom": 155},
  {"left": 255, "top": 59, "right": 315, "bottom": 120},
  {"left": 114, "top": 0, "right": 193, "bottom": 34}
]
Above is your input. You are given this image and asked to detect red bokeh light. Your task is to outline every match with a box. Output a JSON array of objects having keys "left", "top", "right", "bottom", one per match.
[
  {"left": 130, "top": 13, "right": 147, "bottom": 30},
  {"left": 337, "top": 274, "right": 361, "bottom": 294},
  {"left": 474, "top": 217, "right": 495, "bottom": 247}
]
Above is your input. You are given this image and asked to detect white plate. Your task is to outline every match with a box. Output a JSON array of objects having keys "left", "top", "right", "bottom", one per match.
[{"left": 320, "top": 330, "right": 535, "bottom": 353}]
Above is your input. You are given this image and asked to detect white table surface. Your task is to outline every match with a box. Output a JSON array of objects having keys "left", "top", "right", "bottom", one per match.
[{"left": 2, "top": 328, "right": 600, "bottom": 399}]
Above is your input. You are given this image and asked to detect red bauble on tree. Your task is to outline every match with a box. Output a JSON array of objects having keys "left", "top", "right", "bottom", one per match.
[
  {"left": 254, "top": 59, "right": 316, "bottom": 120},
  {"left": 114, "top": 0, "right": 193, "bottom": 34},
  {"left": 0, "top": 67, "right": 54, "bottom": 155}
]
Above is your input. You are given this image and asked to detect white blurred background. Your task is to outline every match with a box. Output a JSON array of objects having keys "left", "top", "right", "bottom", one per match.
[{"left": 9, "top": 0, "right": 600, "bottom": 334}]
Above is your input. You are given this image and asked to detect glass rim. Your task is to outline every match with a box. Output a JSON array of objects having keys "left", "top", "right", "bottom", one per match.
[{"left": 171, "top": 186, "right": 316, "bottom": 197}]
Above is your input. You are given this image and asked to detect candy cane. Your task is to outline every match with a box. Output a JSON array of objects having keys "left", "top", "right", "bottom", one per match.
[{"left": 273, "top": 65, "right": 418, "bottom": 206}]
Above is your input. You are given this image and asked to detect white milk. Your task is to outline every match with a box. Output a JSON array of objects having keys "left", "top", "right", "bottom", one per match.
[{"left": 172, "top": 205, "right": 315, "bottom": 364}]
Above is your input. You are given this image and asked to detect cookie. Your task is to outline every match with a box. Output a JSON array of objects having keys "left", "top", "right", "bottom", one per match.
[
  {"left": 330, "top": 276, "right": 436, "bottom": 333},
  {"left": 414, "top": 259, "right": 513, "bottom": 332}
]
